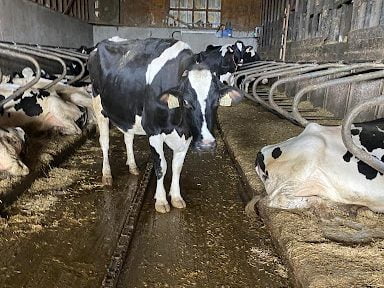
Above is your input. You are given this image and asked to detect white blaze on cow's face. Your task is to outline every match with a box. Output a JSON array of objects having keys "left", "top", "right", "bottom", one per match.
[
  {"left": 188, "top": 68, "right": 216, "bottom": 149},
  {"left": 255, "top": 123, "right": 384, "bottom": 212}
]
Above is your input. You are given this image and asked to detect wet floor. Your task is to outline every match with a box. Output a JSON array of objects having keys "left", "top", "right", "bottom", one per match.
[
  {"left": 0, "top": 130, "right": 290, "bottom": 288},
  {"left": 117, "top": 137, "right": 290, "bottom": 288},
  {"left": 0, "top": 131, "right": 149, "bottom": 288}
]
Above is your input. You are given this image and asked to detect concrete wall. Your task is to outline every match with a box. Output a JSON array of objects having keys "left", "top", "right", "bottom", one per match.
[
  {"left": 0, "top": 0, "right": 93, "bottom": 47},
  {"left": 93, "top": 26, "right": 258, "bottom": 52}
]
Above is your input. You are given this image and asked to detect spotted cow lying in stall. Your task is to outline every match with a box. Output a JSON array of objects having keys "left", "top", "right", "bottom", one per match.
[
  {"left": 7, "top": 67, "right": 95, "bottom": 127},
  {"left": 0, "top": 127, "right": 29, "bottom": 177},
  {"left": 255, "top": 121, "right": 384, "bottom": 212},
  {"left": 88, "top": 37, "right": 243, "bottom": 213},
  {"left": 0, "top": 83, "right": 87, "bottom": 135}
]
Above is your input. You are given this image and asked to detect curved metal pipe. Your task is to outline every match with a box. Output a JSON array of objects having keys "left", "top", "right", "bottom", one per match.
[
  {"left": 22, "top": 46, "right": 85, "bottom": 85},
  {"left": 268, "top": 64, "right": 345, "bottom": 120},
  {"left": 44, "top": 47, "right": 89, "bottom": 60},
  {"left": 239, "top": 63, "right": 293, "bottom": 90},
  {"left": 342, "top": 95, "right": 384, "bottom": 174},
  {"left": 292, "top": 65, "right": 384, "bottom": 126},
  {"left": 234, "top": 62, "right": 280, "bottom": 89},
  {"left": 249, "top": 64, "right": 314, "bottom": 110},
  {"left": 3, "top": 44, "right": 67, "bottom": 89},
  {"left": 0, "top": 48, "right": 41, "bottom": 107}
]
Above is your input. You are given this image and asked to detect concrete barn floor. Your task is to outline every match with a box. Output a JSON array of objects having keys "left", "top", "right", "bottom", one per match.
[{"left": 0, "top": 128, "right": 289, "bottom": 287}]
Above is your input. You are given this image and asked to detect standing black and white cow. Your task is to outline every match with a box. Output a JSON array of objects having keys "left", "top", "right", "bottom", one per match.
[
  {"left": 88, "top": 37, "right": 243, "bottom": 213},
  {"left": 205, "top": 40, "right": 246, "bottom": 66},
  {"left": 255, "top": 121, "right": 384, "bottom": 212},
  {"left": 196, "top": 43, "right": 238, "bottom": 85}
]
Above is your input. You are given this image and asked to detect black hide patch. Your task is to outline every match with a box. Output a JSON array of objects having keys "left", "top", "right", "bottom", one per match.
[
  {"left": 272, "top": 147, "right": 282, "bottom": 159},
  {"left": 0, "top": 94, "right": 5, "bottom": 116},
  {"left": 256, "top": 152, "right": 266, "bottom": 173},
  {"left": 343, "top": 120, "right": 384, "bottom": 180},
  {"left": 150, "top": 146, "right": 163, "bottom": 179},
  {"left": 343, "top": 151, "right": 353, "bottom": 162},
  {"left": 14, "top": 94, "right": 43, "bottom": 117}
]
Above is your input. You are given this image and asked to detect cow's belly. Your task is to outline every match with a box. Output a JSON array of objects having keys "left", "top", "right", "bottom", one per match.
[{"left": 117, "top": 115, "right": 146, "bottom": 136}]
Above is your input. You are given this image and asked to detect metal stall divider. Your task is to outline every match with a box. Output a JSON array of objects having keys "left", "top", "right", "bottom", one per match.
[
  {"left": 0, "top": 48, "right": 41, "bottom": 107},
  {"left": 342, "top": 95, "right": 384, "bottom": 174},
  {"left": 19, "top": 46, "right": 86, "bottom": 85},
  {"left": 0, "top": 43, "right": 68, "bottom": 90},
  {"left": 240, "top": 63, "right": 301, "bottom": 92},
  {"left": 234, "top": 62, "right": 281, "bottom": 90},
  {"left": 249, "top": 63, "right": 316, "bottom": 112},
  {"left": 292, "top": 64, "right": 384, "bottom": 127}
]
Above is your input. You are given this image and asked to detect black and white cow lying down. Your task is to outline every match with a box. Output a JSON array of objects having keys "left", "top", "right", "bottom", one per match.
[
  {"left": 88, "top": 37, "right": 243, "bottom": 213},
  {"left": 0, "top": 83, "right": 87, "bottom": 135},
  {"left": 8, "top": 67, "right": 95, "bottom": 127},
  {"left": 255, "top": 121, "right": 384, "bottom": 212},
  {"left": 0, "top": 127, "right": 29, "bottom": 177}
]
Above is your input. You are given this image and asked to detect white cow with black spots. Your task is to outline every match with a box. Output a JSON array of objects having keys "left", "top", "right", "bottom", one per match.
[{"left": 255, "top": 121, "right": 384, "bottom": 212}]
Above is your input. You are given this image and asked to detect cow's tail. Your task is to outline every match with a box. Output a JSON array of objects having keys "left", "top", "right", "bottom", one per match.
[
  {"left": 245, "top": 195, "right": 263, "bottom": 217},
  {"left": 320, "top": 216, "right": 384, "bottom": 244}
]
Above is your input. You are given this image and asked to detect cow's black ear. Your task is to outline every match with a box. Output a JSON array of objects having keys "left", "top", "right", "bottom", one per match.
[{"left": 219, "top": 86, "right": 243, "bottom": 106}]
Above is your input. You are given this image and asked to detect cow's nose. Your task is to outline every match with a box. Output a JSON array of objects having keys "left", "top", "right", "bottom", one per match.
[{"left": 195, "top": 139, "right": 216, "bottom": 151}]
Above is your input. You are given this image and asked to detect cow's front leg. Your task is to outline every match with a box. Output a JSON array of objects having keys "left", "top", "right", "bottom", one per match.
[
  {"left": 169, "top": 148, "right": 189, "bottom": 209},
  {"left": 149, "top": 135, "right": 170, "bottom": 213},
  {"left": 92, "top": 95, "right": 112, "bottom": 186},
  {"left": 123, "top": 132, "right": 139, "bottom": 175}
]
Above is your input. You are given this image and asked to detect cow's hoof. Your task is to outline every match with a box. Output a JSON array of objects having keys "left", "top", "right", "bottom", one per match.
[
  {"left": 171, "top": 198, "right": 186, "bottom": 209},
  {"left": 155, "top": 201, "right": 170, "bottom": 213},
  {"left": 129, "top": 167, "right": 140, "bottom": 175},
  {"left": 102, "top": 175, "right": 113, "bottom": 186}
]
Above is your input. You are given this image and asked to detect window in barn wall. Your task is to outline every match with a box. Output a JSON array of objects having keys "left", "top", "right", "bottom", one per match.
[{"left": 168, "top": 0, "right": 221, "bottom": 28}]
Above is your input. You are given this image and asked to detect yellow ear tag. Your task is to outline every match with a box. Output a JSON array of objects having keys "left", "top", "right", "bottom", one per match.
[
  {"left": 219, "top": 94, "right": 232, "bottom": 107},
  {"left": 167, "top": 94, "right": 180, "bottom": 109}
]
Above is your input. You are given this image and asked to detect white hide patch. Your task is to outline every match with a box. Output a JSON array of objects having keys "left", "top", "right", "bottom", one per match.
[
  {"left": 246, "top": 47, "right": 256, "bottom": 57},
  {"left": 219, "top": 72, "right": 234, "bottom": 86},
  {"left": 108, "top": 36, "right": 127, "bottom": 42},
  {"left": 220, "top": 44, "right": 232, "bottom": 57},
  {"left": 188, "top": 69, "right": 215, "bottom": 142},
  {"left": 236, "top": 42, "right": 243, "bottom": 52},
  {"left": 146, "top": 41, "right": 191, "bottom": 85}
]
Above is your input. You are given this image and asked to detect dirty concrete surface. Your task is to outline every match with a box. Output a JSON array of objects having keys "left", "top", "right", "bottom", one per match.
[
  {"left": 0, "top": 130, "right": 149, "bottom": 288},
  {"left": 218, "top": 100, "right": 384, "bottom": 288},
  {"left": 0, "top": 126, "right": 290, "bottom": 288},
  {"left": 118, "top": 136, "right": 289, "bottom": 288}
]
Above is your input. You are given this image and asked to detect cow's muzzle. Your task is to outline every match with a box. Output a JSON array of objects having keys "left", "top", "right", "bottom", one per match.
[{"left": 194, "top": 139, "right": 216, "bottom": 152}]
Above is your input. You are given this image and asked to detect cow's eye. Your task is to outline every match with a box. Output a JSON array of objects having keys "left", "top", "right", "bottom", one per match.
[{"left": 184, "top": 99, "right": 193, "bottom": 109}]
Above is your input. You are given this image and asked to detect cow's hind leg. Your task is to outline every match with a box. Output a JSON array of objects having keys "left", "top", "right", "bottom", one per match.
[
  {"left": 123, "top": 132, "right": 140, "bottom": 175},
  {"left": 92, "top": 95, "right": 112, "bottom": 186},
  {"left": 149, "top": 135, "right": 170, "bottom": 213}
]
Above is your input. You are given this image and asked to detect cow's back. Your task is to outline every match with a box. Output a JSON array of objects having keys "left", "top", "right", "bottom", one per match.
[{"left": 88, "top": 38, "right": 194, "bottom": 132}]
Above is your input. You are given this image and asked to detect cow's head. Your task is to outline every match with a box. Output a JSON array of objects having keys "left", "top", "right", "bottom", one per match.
[
  {"left": 243, "top": 46, "right": 260, "bottom": 64},
  {"left": 219, "top": 45, "right": 238, "bottom": 74},
  {"left": 233, "top": 41, "right": 245, "bottom": 66},
  {"left": 255, "top": 127, "right": 327, "bottom": 210},
  {"left": 160, "top": 64, "right": 243, "bottom": 151},
  {"left": 0, "top": 127, "right": 29, "bottom": 177}
]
